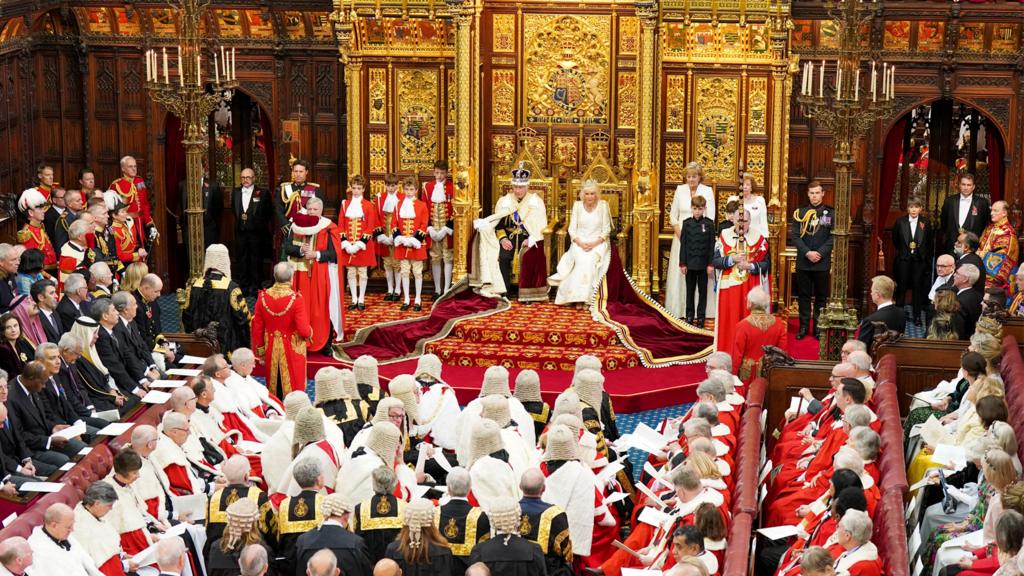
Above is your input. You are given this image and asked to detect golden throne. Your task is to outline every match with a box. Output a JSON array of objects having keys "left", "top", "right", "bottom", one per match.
[
  {"left": 558, "top": 153, "right": 633, "bottom": 266},
  {"left": 490, "top": 127, "right": 563, "bottom": 266}
]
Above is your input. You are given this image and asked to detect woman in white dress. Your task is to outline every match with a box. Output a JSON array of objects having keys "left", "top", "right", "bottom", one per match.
[
  {"left": 742, "top": 173, "right": 769, "bottom": 239},
  {"left": 549, "top": 180, "right": 612, "bottom": 307},
  {"left": 667, "top": 162, "right": 716, "bottom": 319}
]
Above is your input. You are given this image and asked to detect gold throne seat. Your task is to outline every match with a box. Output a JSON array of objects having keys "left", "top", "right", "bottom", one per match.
[{"left": 558, "top": 154, "right": 633, "bottom": 267}]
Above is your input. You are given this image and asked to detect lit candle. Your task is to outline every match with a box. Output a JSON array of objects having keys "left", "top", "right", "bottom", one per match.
[
  {"left": 837, "top": 68, "right": 842, "bottom": 99},
  {"left": 163, "top": 47, "right": 169, "bottom": 84},
  {"left": 231, "top": 48, "right": 236, "bottom": 81},
  {"left": 854, "top": 69, "right": 859, "bottom": 100},
  {"left": 177, "top": 46, "right": 183, "bottom": 87},
  {"left": 871, "top": 63, "right": 877, "bottom": 102},
  {"left": 145, "top": 50, "right": 151, "bottom": 81},
  {"left": 819, "top": 60, "right": 825, "bottom": 97},
  {"left": 889, "top": 65, "right": 896, "bottom": 99},
  {"left": 214, "top": 53, "right": 219, "bottom": 84}
]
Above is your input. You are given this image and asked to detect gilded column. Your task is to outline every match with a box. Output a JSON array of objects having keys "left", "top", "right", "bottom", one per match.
[
  {"left": 333, "top": 10, "right": 363, "bottom": 175},
  {"left": 448, "top": 0, "right": 476, "bottom": 283},
  {"left": 767, "top": 9, "right": 793, "bottom": 311},
  {"left": 632, "top": 0, "right": 659, "bottom": 293}
]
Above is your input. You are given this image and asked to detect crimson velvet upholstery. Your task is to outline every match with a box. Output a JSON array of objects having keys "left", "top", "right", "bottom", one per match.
[
  {"left": 872, "top": 354, "right": 909, "bottom": 576},
  {"left": 1000, "top": 336, "right": 1024, "bottom": 464},
  {"left": 722, "top": 378, "right": 767, "bottom": 575}
]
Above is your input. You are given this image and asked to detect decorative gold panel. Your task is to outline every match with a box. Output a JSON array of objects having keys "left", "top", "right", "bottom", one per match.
[
  {"left": 585, "top": 133, "right": 610, "bottom": 164},
  {"left": 619, "top": 16, "right": 638, "bottom": 54},
  {"left": 553, "top": 136, "right": 579, "bottom": 171},
  {"left": 524, "top": 14, "right": 610, "bottom": 125},
  {"left": 493, "top": 14, "right": 516, "bottom": 53},
  {"left": 397, "top": 68, "right": 439, "bottom": 171},
  {"left": 369, "top": 68, "right": 387, "bottom": 124},
  {"left": 694, "top": 77, "right": 738, "bottom": 182},
  {"left": 370, "top": 179, "right": 385, "bottom": 199},
  {"left": 491, "top": 69, "right": 516, "bottom": 126},
  {"left": 665, "top": 75, "right": 687, "bottom": 132},
  {"left": 745, "top": 143, "right": 766, "bottom": 183},
  {"left": 448, "top": 134, "right": 456, "bottom": 165},
  {"left": 663, "top": 141, "right": 687, "bottom": 182},
  {"left": 369, "top": 133, "right": 388, "bottom": 172},
  {"left": 662, "top": 186, "right": 676, "bottom": 229},
  {"left": 748, "top": 77, "right": 767, "bottom": 135},
  {"left": 617, "top": 137, "right": 636, "bottom": 168},
  {"left": 662, "top": 22, "right": 772, "bottom": 62},
  {"left": 492, "top": 134, "right": 516, "bottom": 164},
  {"left": 448, "top": 69, "right": 456, "bottom": 126},
  {"left": 523, "top": 136, "right": 547, "bottom": 163},
  {"left": 617, "top": 72, "right": 638, "bottom": 129},
  {"left": 357, "top": 19, "right": 455, "bottom": 56}
]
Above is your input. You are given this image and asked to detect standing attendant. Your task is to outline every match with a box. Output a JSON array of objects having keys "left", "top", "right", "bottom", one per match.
[
  {"left": 339, "top": 175, "right": 378, "bottom": 311},
  {"left": 33, "top": 163, "right": 55, "bottom": 202},
  {"left": 424, "top": 160, "right": 455, "bottom": 298},
  {"left": 791, "top": 181, "right": 834, "bottom": 340},
  {"left": 43, "top": 186, "right": 66, "bottom": 248},
  {"left": 891, "top": 197, "right": 933, "bottom": 327},
  {"left": 741, "top": 173, "right": 769, "bottom": 240},
  {"left": 978, "top": 200, "right": 1018, "bottom": 294},
  {"left": 17, "top": 189, "right": 56, "bottom": 270},
  {"left": 375, "top": 174, "right": 403, "bottom": 302},
  {"left": 678, "top": 195, "right": 716, "bottom": 327},
  {"left": 392, "top": 176, "right": 429, "bottom": 311},
  {"left": 251, "top": 262, "right": 312, "bottom": 397},
  {"left": 107, "top": 156, "right": 158, "bottom": 256},
  {"left": 667, "top": 162, "right": 716, "bottom": 319},
  {"left": 232, "top": 168, "right": 270, "bottom": 297},
  {"left": 939, "top": 173, "right": 990, "bottom": 256},
  {"left": 275, "top": 160, "right": 323, "bottom": 234}
]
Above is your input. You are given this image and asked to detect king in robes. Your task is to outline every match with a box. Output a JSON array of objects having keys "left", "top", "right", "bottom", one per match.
[
  {"left": 712, "top": 209, "right": 770, "bottom": 352},
  {"left": 979, "top": 200, "right": 1019, "bottom": 293},
  {"left": 471, "top": 163, "right": 549, "bottom": 302},
  {"left": 284, "top": 197, "right": 344, "bottom": 351}
]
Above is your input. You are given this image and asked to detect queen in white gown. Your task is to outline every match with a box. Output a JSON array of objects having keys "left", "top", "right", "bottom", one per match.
[
  {"left": 549, "top": 181, "right": 612, "bottom": 306},
  {"left": 666, "top": 162, "right": 716, "bottom": 319}
]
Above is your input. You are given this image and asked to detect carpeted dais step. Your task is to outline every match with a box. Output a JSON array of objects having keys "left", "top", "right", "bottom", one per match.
[
  {"left": 448, "top": 301, "right": 620, "bottom": 349},
  {"left": 425, "top": 341, "right": 640, "bottom": 372},
  {"left": 342, "top": 294, "right": 431, "bottom": 334}
]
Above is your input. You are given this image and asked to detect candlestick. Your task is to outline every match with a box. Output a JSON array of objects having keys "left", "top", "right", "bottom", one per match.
[
  {"left": 819, "top": 60, "right": 825, "bottom": 98},
  {"left": 163, "top": 48, "right": 169, "bottom": 84},
  {"left": 196, "top": 54, "right": 201, "bottom": 87},
  {"left": 231, "top": 48, "right": 236, "bottom": 81}
]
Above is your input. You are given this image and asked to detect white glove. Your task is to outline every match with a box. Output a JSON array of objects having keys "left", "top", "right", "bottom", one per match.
[
  {"left": 341, "top": 240, "right": 353, "bottom": 252},
  {"left": 442, "top": 226, "right": 453, "bottom": 237},
  {"left": 527, "top": 238, "right": 537, "bottom": 249},
  {"left": 408, "top": 237, "right": 422, "bottom": 250},
  {"left": 394, "top": 236, "right": 407, "bottom": 248},
  {"left": 427, "top": 226, "right": 438, "bottom": 240},
  {"left": 354, "top": 241, "right": 367, "bottom": 251},
  {"left": 376, "top": 234, "right": 390, "bottom": 245},
  {"left": 473, "top": 218, "right": 485, "bottom": 231}
]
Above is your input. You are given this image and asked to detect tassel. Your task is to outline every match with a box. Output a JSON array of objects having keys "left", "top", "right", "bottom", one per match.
[{"left": 876, "top": 237, "right": 885, "bottom": 272}]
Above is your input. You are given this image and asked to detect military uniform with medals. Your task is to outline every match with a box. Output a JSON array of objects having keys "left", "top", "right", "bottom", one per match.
[
  {"left": 275, "top": 180, "right": 323, "bottom": 232},
  {"left": 790, "top": 202, "right": 834, "bottom": 338},
  {"left": 438, "top": 498, "right": 491, "bottom": 574},
  {"left": 92, "top": 223, "right": 122, "bottom": 276},
  {"left": 204, "top": 483, "right": 277, "bottom": 556},
  {"left": 276, "top": 489, "right": 324, "bottom": 576},
  {"left": 518, "top": 497, "right": 572, "bottom": 576},
  {"left": 351, "top": 492, "right": 405, "bottom": 562}
]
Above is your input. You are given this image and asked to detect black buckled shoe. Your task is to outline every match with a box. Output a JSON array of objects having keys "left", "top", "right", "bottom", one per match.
[
  {"left": 796, "top": 326, "right": 808, "bottom": 340},
  {"left": 400, "top": 303, "right": 411, "bottom": 311},
  {"left": 413, "top": 303, "right": 423, "bottom": 312}
]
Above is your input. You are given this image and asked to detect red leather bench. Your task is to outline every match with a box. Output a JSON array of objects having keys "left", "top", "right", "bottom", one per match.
[{"left": 722, "top": 511, "right": 754, "bottom": 576}]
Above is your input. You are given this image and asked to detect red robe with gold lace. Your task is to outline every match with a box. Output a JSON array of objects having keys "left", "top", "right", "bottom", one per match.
[
  {"left": 423, "top": 179, "right": 455, "bottom": 249},
  {"left": 108, "top": 176, "right": 153, "bottom": 247},
  {"left": 339, "top": 198, "right": 379, "bottom": 267},
  {"left": 252, "top": 282, "right": 312, "bottom": 396},
  {"left": 18, "top": 222, "right": 56, "bottom": 267}
]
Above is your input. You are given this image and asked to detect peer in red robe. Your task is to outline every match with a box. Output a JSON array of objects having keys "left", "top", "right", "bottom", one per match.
[
  {"left": 252, "top": 277, "right": 313, "bottom": 397},
  {"left": 712, "top": 212, "right": 770, "bottom": 352},
  {"left": 284, "top": 199, "right": 344, "bottom": 350},
  {"left": 731, "top": 301, "right": 787, "bottom": 385}
]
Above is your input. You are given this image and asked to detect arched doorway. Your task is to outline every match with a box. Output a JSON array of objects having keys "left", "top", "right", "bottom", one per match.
[
  {"left": 876, "top": 99, "right": 1006, "bottom": 273},
  {"left": 164, "top": 89, "right": 275, "bottom": 289}
]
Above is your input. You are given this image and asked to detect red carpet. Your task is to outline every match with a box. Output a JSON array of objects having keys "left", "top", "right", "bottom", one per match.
[{"left": 786, "top": 317, "right": 823, "bottom": 360}]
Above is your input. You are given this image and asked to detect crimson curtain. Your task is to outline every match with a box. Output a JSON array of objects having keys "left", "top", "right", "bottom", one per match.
[
  {"left": 876, "top": 117, "right": 909, "bottom": 268},
  {"left": 164, "top": 114, "right": 186, "bottom": 287},
  {"left": 986, "top": 124, "right": 1003, "bottom": 203}
]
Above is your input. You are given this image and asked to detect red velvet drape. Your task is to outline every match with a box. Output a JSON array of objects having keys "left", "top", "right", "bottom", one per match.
[
  {"left": 986, "top": 124, "right": 1003, "bottom": 203},
  {"left": 164, "top": 114, "right": 186, "bottom": 287},
  {"left": 258, "top": 105, "right": 276, "bottom": 188},
  {"left": 875, "top": 117, "right": 908, "bottom": 273}
]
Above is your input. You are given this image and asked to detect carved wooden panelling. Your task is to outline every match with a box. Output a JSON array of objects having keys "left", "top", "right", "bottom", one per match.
[
  {"left": 289, "top": 62, "right": 309, "bottom": 111},
  {"left": 316, "top": 63, "right": 334, "bottom": 112}
]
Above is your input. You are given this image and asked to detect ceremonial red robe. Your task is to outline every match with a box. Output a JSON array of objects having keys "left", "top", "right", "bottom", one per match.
[
  {"left": 289, "top": 220, "right": 344, "bottom": 351},
  {"left": 731, "top": 310, "right": 788, "bottom": 385},
  {"left": 339, "top": 198, "right": 379, "bottom": 267},
  {"left": 252, "top": 283, "right": 313, "bottom": 396},
  {"left": 108, "top": 176, "right": 153, "bottom": 247},
  {"left": 714, "top": 228, "right": 770, "bottom": 352}
]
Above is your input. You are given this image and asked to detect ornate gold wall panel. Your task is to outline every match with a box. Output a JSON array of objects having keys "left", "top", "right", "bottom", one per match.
[
  {"left": 523, "top": 14, "right": 611, "bottom": 125},
  {"left": 356, "top": 19, "right": 455, "bottom": 56},
  {"left": 493, "top": 13, "right": 516, "bottom": 52},
  {"left": 661, "top": 21, "right": 772, "bottom": 63},
  {"left": 492, "top": 134, "right": 515, "bottom": 164},
  {"left": 396, "top": 68, "right": 440, "bottom": 171},
  {"left": 748, "top": 77, "right": 768, "bottom": 135},
  {"left": 664, "top": 141, "right": 687, "bottom": 183},
  {"left": 617, "top": 71, "right": 638, "bottom": 129},
  {"left": 369, "top": 68, "right": 388, "bottom": 124},
  {"left": 619, "top": 16, "right": 639, "bottom": 54},
  {"left": 369, "top": 133, "right": 388, "bottom": 172},
  {"left": 617, "top": 137, "right": 636, "bottom": 168},
  {"left": 554, "top": 136, "right": 579, "bottom": 170},
  {"left": 746, "top": 143, "right": 766, "bottom": 183},
  {"left": 447, "top": 69, "right": 456, "bottom": 125},
  {"left": 665, "top": 75, "right": 687, "bottom": 132},
  {"left": 491, "top": 69, "right": 516, "bottom": 126},
  {"left": 693, "top": 77, "right": 739, "bottom": 182},
  {"left": 662, "top": 186, "right": 677, "bottom": 229}
]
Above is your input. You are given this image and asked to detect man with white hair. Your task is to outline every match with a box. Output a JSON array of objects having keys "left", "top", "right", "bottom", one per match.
[
  {"left": 833, "top": 510, "right": 881, "bottom": 575},
  {"left": 58, "top": 271, "right": 88, "bottom": 328},
  {"left": 26, "top": 503, "right": 103, "bottom": 576},
  {"left": 57, "top": 218, "right": 94, "bottom": 294},
  {"left": 239, "top": 544, "right": 269, "bottom": 576},
  {"left": 730, "top": 286, "right": 786, "bottom": 385},
  {"left": 712, "top": 208, "right": 770, "bottom": 352},
  {"left": 295, "top": 493, "right": 372, "bottom": 576},
  {"left": 112, "top": 290, "right": 162, "bottom": 380},
  {"left": 0, "top": 536, "right": 32, "bottom": 576},
  {"left": 0, "top": 244, "right": 18, "bottom": 313},
  {"left": 284, "top": 195, "right": 344, "bottom": 351},
  {"left": 150, "top": 410, "right": 221, "bottom": 496},
  {"left": 439, "top": 467, "right": 492, "bottom": 574},
  {"left": 351, "top": 467, "right": 405, "bottom": 562},
  {"left": 109, "top": 155, "right": 157, "bottom": 249},
  {"left": 206, "top": 454, "right": 275, "bottom": 554},
  {"left": 277, "top": 458, "right": 326, "bottom": 575},
  {"left": 307, "top": 549, "right": 341, "bottom": 576},
  {"left": 252, "top": 261, "right": 312, "bottom": 396},
  {"left": 155, "top": 536, "right": 187, "bottom": 575},
  {"left": 954, "top": 262, "right": 984, "bottom": 337},
  {"left": 227, "top": 347, "right": 285, "bottom": 419},
  {"left": 183, "top": 243, "right": 252, "bottom": 353},
  {"left": 89, "top": 261, "right": 114, "bottom": 298}
]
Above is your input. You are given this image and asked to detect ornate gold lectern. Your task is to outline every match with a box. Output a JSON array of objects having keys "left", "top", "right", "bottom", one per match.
[{"left": 331, "top": 0, "right": 796, "bottom": 302}]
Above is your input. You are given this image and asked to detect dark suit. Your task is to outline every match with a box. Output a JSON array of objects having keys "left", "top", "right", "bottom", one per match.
[
  {"left": 956, "top": 252, "right": 987, "bottom": 294},
  {"left": 96, "top": 325, "right": 145, "bottom": 395},
  {"left": 132, "top": 291, "right": 161, "bottom": 351},
  {"left": 39, "top": 376, "right": 102, "bottom": 440},
  {"left": 0, "top": 411, "right": 59, "bottom": 478},
  {"left": 295, "top": 524, "right": 373, "bottom": 576},
  {"left": 113, "top": 321, "right": 154, "bottom": 380},
  {"left": 857, "top": 303, "right": 906, "bottom": 347},
  {"left": 232, "top": 185, "right": 271, "bottom": 295},
  {"left": 0, "top": 273, "right": 16, "bottom": 313},
  {"left": 73, "top": 356, "right": 138, "bottom": 414},
  {"left": 892, "top": 215, "right": 933, "bottom": 319},
  {"left": 43, "top": 206, "right": 64, "bottom": 246},
  {"left": 5, "top": 377, "right": 76, "bottom": 463},
  {"left": 52, "top": 209, "right": 80, "bottom": 254},
  {"left": 38, "top": 308, "right": 64, "bottom": 343},
  {"left": 939, "top": 193, "right": 990, "bottom": 255},
  {"left": 56, "top": 296, "right": 83, "bottom": 331},
  {"left": 956, "top": 288, "right": 983, "bottom": 339}
]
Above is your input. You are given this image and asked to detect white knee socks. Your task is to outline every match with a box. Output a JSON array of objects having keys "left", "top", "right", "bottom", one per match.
[
  {"left": 415, "top": 276, "right": 423, "bottom": 304},
  {"left": 402, "top": 275, "right": 411, "bottom": 304},
  {"left": 385, "top": 268, "right": 395, "bottom": 295},
  {"left": 432, "top": 262, "right": 443, "bottom": 295},
  {"left": 358, "top": 274, "right": 368, "bottom": 304},
  {"left": 444, "top": 261, "right": 453, "bottom": 294},
  {"left": 347, "top": 268, "right": 358, "bottom": 303}
]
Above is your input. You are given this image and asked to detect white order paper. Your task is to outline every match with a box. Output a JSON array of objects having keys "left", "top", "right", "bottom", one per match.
[
  {"left": 94, "top": 409, "right": 121, "bottom": 422},
  {"left": 931, "top": 444, "right": 967, "bottom": 471},
  {"left": 97, "top": 422, "right": 135, "bottom": 436},
  {"left": 757, "top": 525, "right": 801, "bottom": 540},
  {"left": 166, "top": 368, "right": 201, "bottom": 377},
  {"left": 178, "top": 355, "right": 207, "bottom": 365},
  {"left": 18, "top": 482, "right": 64, "bottom": 493},
  {"left": 150, "top": 380, "right": 186, "bottom": 389},
  {"left": 637, "top": 506, "right": 673, "bottom": 528},
  {"left": 142, "top": 390, "right": 172, "bottom": 404},
  {"left": 52, "top": 422, "right": 87, "bottom": 441},
  {"left": 1, "top": 512, "right": 16, "bottom": 527},
  {"left": 170, "top": 494, "right": 208, "bottom": 521}
]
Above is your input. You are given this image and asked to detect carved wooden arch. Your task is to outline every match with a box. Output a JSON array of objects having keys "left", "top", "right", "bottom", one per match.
[
  {"left": 880, "top": 96, "right": 1009, "bottom": 150},
  {"left": 232, "top": 86, "right": 274, "bottom": 125}
]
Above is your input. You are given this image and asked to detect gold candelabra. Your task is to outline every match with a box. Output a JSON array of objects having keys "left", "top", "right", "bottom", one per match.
[
  {"left": 796, "top": 0, "right": 897, "bottom": 360},
  {"left": 144, "top": 0, "right": 238, "bottom": 280}
]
